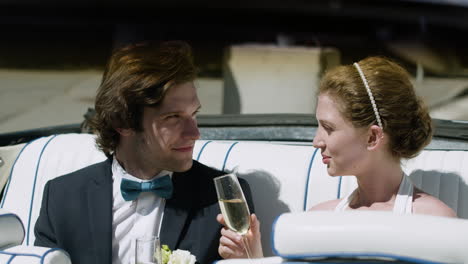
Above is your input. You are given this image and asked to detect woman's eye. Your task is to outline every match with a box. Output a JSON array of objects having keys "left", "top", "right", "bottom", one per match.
[{"left": 324, "top": 126, "right": 333, "bottom": 133}]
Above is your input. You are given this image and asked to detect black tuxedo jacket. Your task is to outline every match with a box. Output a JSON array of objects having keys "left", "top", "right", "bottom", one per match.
[{"left": 34, "top": 159, "right": 254, "bottom": 264}]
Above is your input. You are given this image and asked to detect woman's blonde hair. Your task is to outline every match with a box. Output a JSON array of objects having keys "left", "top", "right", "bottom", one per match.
[{"left": 319, "top": 56, "right": 432, "bottom": 159}]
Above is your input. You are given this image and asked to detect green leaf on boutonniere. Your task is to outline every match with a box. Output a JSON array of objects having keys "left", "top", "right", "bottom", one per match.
[{"left": 161, "top": 244, "right": 172, "bottom": 264}]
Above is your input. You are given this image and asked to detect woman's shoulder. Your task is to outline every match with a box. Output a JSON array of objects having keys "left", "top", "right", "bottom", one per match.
[
  {"left": 413, "top": 189, "right": 457, "bottom": 218},
  {"left": 308, "top": 199, "right": 342, "bottom": 211}
]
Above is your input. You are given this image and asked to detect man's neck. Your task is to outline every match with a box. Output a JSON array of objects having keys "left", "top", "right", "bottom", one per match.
[{"left": 114, "top": 149, "right": 162, "bottom": 180}]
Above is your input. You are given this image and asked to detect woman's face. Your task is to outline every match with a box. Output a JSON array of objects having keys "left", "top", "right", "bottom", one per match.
[{"left": 313, "top": 93, "right": 369, "bottom": 176}]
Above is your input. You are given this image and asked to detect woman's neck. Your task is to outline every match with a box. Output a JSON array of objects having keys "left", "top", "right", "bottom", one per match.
[{"left": 352, "top": 160, "right": 403, "bottom": 207}]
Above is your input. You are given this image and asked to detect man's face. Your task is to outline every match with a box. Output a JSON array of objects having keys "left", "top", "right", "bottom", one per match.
[{"left": 133, "top": 81, "right": 201, "bottom": 173}]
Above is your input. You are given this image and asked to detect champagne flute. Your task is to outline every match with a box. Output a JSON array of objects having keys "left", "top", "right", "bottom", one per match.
[
  {"left": 214, "top": 173, "right": 253, "bottom": 259},
  {"left": 135, "top": 236, "right": 161, "bottom": 264}
]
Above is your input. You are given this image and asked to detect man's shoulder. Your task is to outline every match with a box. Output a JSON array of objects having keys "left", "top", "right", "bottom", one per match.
[
  {"left": 188, "top": 160, "right": 250, "bottom": 186},
  {"left": 187, "top": 160, "right": 225, "bottom": 179},
  {"left": 49, "top": 159, "right": 112, "bottom": 186}
]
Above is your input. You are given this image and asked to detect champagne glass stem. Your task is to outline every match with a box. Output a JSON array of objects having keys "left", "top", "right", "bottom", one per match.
[{"left": 242, "top": 235, "right": 253, "bottom": 259}]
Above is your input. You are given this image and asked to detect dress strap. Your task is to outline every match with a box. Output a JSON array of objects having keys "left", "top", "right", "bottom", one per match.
[
  {"left": 393, "top": 173, "right": 414, "bottom": 214},
  {"left": 334, "top": 189, "right": 356, "bottom": 212},
  {"left": 334, "top": 173, "right": 414, "bottom": 214}
]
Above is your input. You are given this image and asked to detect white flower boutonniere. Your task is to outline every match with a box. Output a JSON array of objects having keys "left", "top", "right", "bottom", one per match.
[{"left": 161, "top": 245, "right": 196, "bottom": 264}]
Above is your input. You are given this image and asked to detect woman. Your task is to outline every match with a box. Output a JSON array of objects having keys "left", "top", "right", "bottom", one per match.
[
  {"left": 217, "top": 56, "right": 457, "bottom": 259},
  {"left": 309, "top": 56, "right": 456, "bottom": 216}
]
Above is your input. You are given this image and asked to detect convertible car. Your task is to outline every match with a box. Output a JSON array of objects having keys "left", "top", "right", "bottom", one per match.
[
  {"left": 0, "top": 114, "right": 467, "bottom": 263},
  {"left": 1, "top": 0, "right": 468, "bottom": 263}
]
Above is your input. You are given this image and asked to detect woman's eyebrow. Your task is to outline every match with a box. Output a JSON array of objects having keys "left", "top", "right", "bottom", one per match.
[{"left": 319, "top": 119, "right": 335, "bottom": 128}]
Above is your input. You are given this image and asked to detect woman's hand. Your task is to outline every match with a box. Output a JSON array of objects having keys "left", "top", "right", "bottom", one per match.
[{"left": 217, "top": 213, "right": 264, "bottom": 259}]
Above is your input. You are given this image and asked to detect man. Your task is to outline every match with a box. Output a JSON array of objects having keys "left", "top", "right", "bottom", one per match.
[{"left": 34, "top": 40, "right": 254, "bottom": 264}]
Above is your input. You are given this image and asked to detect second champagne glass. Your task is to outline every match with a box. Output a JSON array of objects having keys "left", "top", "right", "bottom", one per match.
[
  {"left": 213, "top": 173, "right": 252, "bottom": 258},
  {"left": 135, "top": 236, "right": 161, "bottom": 264}
]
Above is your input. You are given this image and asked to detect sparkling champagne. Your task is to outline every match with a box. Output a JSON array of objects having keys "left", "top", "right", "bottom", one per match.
[{"left": 219, "top": 198, "right": 251, "bottom": 235}]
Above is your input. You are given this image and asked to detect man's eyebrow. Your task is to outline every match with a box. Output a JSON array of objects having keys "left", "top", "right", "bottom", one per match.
[
  {"left": 160, "top": 105, "right": 202, "bottom": 116},
  {"left": 190, "top": 104, "right": 202, "bottom": 113}
]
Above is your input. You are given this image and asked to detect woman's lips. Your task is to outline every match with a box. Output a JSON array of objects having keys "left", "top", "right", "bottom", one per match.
[{"left": 322, "top": 155, "right": 331, "bottom": 164}]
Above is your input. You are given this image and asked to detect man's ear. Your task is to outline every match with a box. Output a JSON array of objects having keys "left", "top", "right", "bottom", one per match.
[
  {"left": 367, "top": 125, "right": 384, "bottom": 151},
  {"left": 115, "top": 127, "right": 134, "bottom": 137}
]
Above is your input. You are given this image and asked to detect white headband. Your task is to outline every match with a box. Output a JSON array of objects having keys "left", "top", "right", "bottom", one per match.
[{"left": 353, "top": 62, "right": 383, "bottom": 129}]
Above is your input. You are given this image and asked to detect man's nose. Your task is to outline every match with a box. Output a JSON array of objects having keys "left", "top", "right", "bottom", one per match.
[{"left": 184, "top": 117, "right": 200, "bottom": 140}]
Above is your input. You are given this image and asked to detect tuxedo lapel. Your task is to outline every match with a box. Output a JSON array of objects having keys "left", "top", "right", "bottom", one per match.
[
  {"left": 160, "top": 170, "right": 196, "bottom": 250},
  {"left": 87, "top": 159, "right": 113, "bottom": 264}
]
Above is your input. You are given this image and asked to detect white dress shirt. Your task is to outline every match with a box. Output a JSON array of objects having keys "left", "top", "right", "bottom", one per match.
[{"left": 111, "top": 157, "right": 172, "bottom": 264}]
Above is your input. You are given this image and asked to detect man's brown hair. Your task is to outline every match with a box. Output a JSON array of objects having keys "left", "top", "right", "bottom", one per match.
[{"left": 88, "top": 40, "right": 197, "bottom": 156}]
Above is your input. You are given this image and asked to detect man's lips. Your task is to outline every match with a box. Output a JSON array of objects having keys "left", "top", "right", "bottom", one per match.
[
  {"left": 173, "top": 146, "right": 194, "bottom": 152},
  {"left": 322, "top": 155, "right": 331, "bottom": 164}
]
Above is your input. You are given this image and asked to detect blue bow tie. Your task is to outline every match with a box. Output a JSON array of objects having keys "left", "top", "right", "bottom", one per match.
[{"left": 120, "top": 175, "right": 173, "bottom": 201}]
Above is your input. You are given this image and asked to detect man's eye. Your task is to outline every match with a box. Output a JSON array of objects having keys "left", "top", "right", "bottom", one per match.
[{"left": 166, "top": 114, "right": 179, "bottom": 119}]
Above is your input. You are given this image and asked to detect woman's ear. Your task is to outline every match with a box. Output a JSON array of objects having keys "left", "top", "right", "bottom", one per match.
[{"left": 367, "top": 125, "right": 384, "bottom": 151}]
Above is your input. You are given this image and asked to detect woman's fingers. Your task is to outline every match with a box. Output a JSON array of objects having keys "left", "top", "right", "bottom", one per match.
[
  {"left": 219, "top": 227, "right": 247, "bottom": 258},
  {"left": 216, "top": 213, "right": 226, "bottom": 226},
  {"left": 218, "top": 213, "right": 264, "bottom": 259},
  {"left": 218, "top": 244, "right": 236, "bottom": 259},
  {"left": 220, "top": 229, "right": 242, "bottom": 249},
  {"left": 250, "top": 214, "right": 260, "bottom": 234},
  {"left": 221, "top": 227, "right": 242, "bottom": 242},
  {"left": 246, "top": 214, "right": 264, "bottom": 258}
]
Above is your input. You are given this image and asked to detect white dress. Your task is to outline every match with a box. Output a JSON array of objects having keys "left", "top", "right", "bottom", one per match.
[{"left": 335, "top": 174, "right": 414, "bottom": 214}]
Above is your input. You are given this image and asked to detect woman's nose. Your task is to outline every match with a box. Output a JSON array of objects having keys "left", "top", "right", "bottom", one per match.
[{"left": 313, "top": 135, "right": 324, "bottom": 149}]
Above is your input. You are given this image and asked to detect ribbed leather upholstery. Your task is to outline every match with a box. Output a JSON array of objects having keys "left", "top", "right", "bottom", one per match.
[
  {"left": 194, "top": 140, "right": 468, "bottom": 256},
  {"left": 404, "top": 150, "right": 468, "bottom": 218},
  {"left": 0, "top": 209, "right": 24, "bottom": 250},
  {"left": 331, "top": 150, "right": 468, "bottom": 218},
  {"left": 0, "top": 134, "right": 106, "bottom": 245},
  {"left": 195, "top": 140, "right": 321, "bottom": 256},
  {"left": 0, "top": 134, "right": 467, "bottom": 258},
  {"left": 0, "top": 246, "right": 71, "bottom": 264}
]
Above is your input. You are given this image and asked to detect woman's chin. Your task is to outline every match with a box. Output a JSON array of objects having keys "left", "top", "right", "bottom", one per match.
[{"left": 326, "top": 167, "right": 341, "bottom": 177}]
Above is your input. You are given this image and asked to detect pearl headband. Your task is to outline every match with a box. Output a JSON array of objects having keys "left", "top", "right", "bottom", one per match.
[{"left": 353, "top": 62, "right": 383, "bottom": 129}]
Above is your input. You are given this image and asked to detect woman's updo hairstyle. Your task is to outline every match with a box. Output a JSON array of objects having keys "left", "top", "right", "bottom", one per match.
[{"left": 318, "top": 56, "right": 432, "bottom": 159}]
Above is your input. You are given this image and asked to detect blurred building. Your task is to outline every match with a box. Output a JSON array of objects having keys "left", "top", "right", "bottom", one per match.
[{"left": 1, "top": 1, "right": 467, "bottom": 133}]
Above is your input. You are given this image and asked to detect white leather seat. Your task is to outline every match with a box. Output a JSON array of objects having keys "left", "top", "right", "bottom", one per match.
[
  {"left": 272, "top": 211, "right": 468, "bottom": 263},
  {"left": 0, "top": 209, "right": 24, "bottom": 250},
  {"left": 1, "top": 133, "right": 467, "bottom": 261},
  {"left": 193, "top": 139, "right": 468, "bottom": 256},
  {"left": 0, "top": 246, "right": 71, "bottom": 264},
  {"left": 217, "top": 211, "right": 468, "bottom": 264},
  {"left": 0, "top": 209, "right": 71, "bottom": 264},
  {"left": 1, "top": 134, "right": 106, "bottom": 246}
]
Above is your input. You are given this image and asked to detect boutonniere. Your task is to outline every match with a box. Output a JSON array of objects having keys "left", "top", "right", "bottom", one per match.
[{"left": 161, "top": 244, "right": 197, "bottom": 264}]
